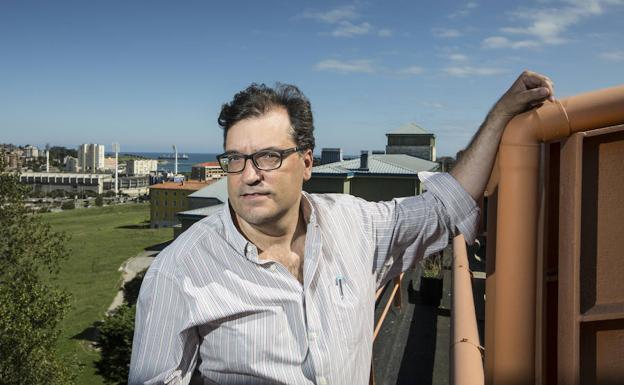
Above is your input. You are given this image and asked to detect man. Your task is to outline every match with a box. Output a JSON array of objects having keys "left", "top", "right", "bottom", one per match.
[{"left": 128, "top": 71, "right": 554, "bottom": 385}]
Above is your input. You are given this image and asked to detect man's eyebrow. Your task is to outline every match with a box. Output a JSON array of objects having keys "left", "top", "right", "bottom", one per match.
[{"left": 222, "top": 146, "right": 283, "bottom": 155}]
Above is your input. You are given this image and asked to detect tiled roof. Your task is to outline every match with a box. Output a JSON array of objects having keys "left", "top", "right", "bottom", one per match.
[
  {"left": 312, "top": 154, "right": 439, "bottom": 175},
  {"left": 188, "top": 177, "right": 229, "bottom": 203},
  {"left": 149, "top": 180, "right": 214, "bottom": 191},
  {"left": 193, "top": 161, "right": 220, "bottom": 167},
  {"left": 386, "top": 122, "right": 430, "bottom": 135}
]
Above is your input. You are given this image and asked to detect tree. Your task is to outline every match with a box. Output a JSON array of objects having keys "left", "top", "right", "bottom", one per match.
[
  {"left": 95, "top": 304, "right": 136, "bottom": 385},
  {"left": 0, "top": 155, "right": 77, "bottom": 384}
]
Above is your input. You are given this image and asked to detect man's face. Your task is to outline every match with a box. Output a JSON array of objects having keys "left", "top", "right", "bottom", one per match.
[{"left": 224, "top": 108, "right": 313, "bottom": 228}]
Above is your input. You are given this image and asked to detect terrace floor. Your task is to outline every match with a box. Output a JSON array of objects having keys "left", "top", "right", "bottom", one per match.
[{"left": 373, "top": 243, "right": 486, "bottom": 385}]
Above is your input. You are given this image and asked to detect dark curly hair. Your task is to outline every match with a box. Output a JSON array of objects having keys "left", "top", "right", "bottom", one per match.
[{"left": 217, "top": 83, "right": 315, "bottom": 151}]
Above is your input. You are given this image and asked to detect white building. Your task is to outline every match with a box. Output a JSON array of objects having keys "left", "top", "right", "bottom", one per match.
[
  {"left": 103, "top": 157, "right": 117, "bottom": 172},
  {"left": 20, "top": 172, "right": 112, "bottom": 195},
  {"left": 78, "top": 144, "right": 105, "bottom": 172},
  {"left": 126, "top": 159, "right": 158, "bottom": 176},
  {"left": 23, "top": 145, "right": 39, "bottom": 158},
  {"left": 64, "top": 156, "right": 79, "bottom": 172}
]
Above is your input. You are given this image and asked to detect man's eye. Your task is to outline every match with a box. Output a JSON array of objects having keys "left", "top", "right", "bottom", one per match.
[
  {"left": 258, "top": 151, "right": 280, "bottom": 160},
  {"left": 228, "top": 155, "right": 243, "bottom": 161}
]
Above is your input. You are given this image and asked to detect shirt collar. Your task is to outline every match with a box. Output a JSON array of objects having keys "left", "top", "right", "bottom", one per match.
[{"left": 222, "top": 193, "right": 318, "bottom": 262}]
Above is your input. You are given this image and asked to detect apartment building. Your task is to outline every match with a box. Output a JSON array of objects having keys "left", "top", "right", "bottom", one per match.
[
  {"left": 149, "top": 180, "right": 214, "bottom": 228},
  {"left": 77, "top": 143, "right": 105, "bottom": 172},
  {"left": 127, "top": 159, "right": 158, "bottom": 176}
]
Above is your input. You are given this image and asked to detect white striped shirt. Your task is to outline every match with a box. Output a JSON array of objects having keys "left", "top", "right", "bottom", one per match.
[{"left": 128, "top": 173, "right": 478, "bottom": 385}]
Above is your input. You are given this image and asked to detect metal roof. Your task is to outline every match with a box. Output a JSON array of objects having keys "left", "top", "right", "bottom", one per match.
[
  {"left": 177, "top": 203, "right": 224, "bottom": 219},
  {"left": 188, "top": 177, "right": 229, "bottom": 203},
  {"left": 386, "top": 122, "right": 431, "bottom": 135},
  {"left": 312, "top": 154, "right": 439, "bottom": 175}
]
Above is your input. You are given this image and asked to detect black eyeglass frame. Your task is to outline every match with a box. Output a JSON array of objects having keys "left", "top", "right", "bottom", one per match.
[{"left": 216, "top": 146, "right": 303, "bottom": 173}]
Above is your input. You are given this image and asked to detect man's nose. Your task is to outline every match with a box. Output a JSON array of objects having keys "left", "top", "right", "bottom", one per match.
[{"left": 240, "top": 158, "right": 262, "bottom": 184}]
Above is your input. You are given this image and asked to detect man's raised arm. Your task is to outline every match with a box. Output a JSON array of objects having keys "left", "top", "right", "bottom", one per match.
[{"left": 450, "top": 70, "right": 555, "bottom": 201}]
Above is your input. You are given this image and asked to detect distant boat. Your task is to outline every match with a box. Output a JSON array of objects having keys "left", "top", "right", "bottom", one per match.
[{"left": 158, "top": 154, "right": 189, "bottom": 160}]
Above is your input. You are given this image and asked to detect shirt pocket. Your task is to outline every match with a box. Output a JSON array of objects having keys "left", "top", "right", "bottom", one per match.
[{"left": 330, "top": 275, "right": 367, "bottom": 346}]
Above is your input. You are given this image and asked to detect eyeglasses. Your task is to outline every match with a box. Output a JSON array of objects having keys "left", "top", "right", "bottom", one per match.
[{"left": 216, "top": 146, "right": 302, "bottom": 173}]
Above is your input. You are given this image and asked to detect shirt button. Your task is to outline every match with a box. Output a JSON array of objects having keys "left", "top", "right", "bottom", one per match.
[
  {"left": 317, "top": 376, "right": 327, "bottom": 385},
  {"left": 308, "top": 331, "right": 317, "bottom": 341},
  {"left": 269, "top": 265, "right": 277, "bottom": 272}
]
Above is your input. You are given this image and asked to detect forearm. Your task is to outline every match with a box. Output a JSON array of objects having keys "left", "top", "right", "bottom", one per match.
[
  {"left": 448, "top": 70, "right": 554, "bottom": 201},
  {"left": 450, "top": 108, "right": 511, "bottom": 201}
]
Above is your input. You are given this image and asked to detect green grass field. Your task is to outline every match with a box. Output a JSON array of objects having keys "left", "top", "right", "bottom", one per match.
[{"left": 42, "top": 203, "right": 172, "bottom": 385}]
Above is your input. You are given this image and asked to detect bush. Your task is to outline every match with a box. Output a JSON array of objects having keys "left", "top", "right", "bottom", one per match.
[
  {"left": 61, "top": 201, "right": 75, "bottom": 210},
  {"left": 28, "top": 189, "right": 45, "bottom": 198},
  {"left": 122, "top": 271, "right": 145, "bottom": 307},
  {"left": 49, "top": 189, "right": 68, "bottom": 198},
  {"left": 95, "top": 304, "right": 136, "bottom": 385},
  {"left": 95, "top": 196, "right": 104, "bottom": 207}
]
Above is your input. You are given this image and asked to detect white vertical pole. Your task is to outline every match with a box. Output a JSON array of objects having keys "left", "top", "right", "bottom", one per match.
[
  {"left": 173, "top": 145, "right": 178, "bottom": 175},
  {"left": 112, "top": 142, "right": 119, "bottom": 195},
  {"left": 45, "top": 143, "right": 50, "bottom": 173}
]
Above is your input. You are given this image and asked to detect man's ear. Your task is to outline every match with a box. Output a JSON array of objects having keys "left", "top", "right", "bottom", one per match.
[{"left": 302, "top": 149, "right": 313, "bottom": 181}]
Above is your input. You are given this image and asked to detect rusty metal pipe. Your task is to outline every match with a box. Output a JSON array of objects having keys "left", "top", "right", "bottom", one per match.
[
  {"left": 451, "top": 234, "right": 484, "bottom": 385},
  {"left": 491, "top": 84, "right": 624, "bottom": 385}
]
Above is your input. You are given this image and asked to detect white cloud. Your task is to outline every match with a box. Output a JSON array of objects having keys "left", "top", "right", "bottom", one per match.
[
  {"left": 301, "top": 5, "right": 390, "bottom": 38},
  {"left": 449, "top": 53, "right": 468, "bottom": 62},
  {"left": 600, "top": 50, "right": 624, "bottom": 61},
  {"left": 378, "top": 29, "right": 393, "bottom": 37},
  {"left": 331, "top": 21, "right": 372, "bottom": 37},
  {"left": 432, "top": 28, "right": 462, "bottom": 38},
  {"left": 301, "top": 5, "right": 358, "bottom": 24},
  {"left": 397, "top": 66, "right": 425, "bottom": 75},
  {"left": 449, "top": 2, "right": 479, "bottom": 18},
  {"left": 315, "top": 59, "right": 375, "bottom": 74},
  {"left": 482, "top": 36, "right": 540, "bottom": 49},
  {"left": 444, "top": 66, "right": 506, "bottom": 77},
  {"left": 422, "top": 101, "right": 445, "bottom": 109},
  {"left": 484, "top": 0, "right": 623, "bottom": 49}
]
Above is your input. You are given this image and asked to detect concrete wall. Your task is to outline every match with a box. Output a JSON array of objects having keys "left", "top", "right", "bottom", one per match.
[
  {"left": 305, "top": 175, "right": 418, "bottom": 201},
  {"left": 350, "top": 177, "right": 418, "bottom": 202},
  {"left": 385, "top": 145, "right": 435, "bottom": 161},
  {"left": 304, "top": 177, "right": 350, "bottom": 194},
  {"left": 150, "top": 189, "right": 194, "bottom": 228}
]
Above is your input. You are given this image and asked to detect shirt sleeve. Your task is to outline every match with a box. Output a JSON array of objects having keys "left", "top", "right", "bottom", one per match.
[
  {"left": 367, "top": 172, "right": 479, "bottom": 288},
  {"left": 128, "top": 267, "right": 199, "bottom": 385}
]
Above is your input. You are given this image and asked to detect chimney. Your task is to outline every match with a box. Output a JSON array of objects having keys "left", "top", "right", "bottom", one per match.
[{"left": 359, "top": 150, "right": 370, "bottom": 170}]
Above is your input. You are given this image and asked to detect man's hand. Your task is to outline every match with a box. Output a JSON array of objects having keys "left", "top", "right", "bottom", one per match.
[
  {"left": 450, "top": 70, "right": 555, "bottom": 201},
  {"left": 491, "top": 70, "right": 555, "bottom": 121}
]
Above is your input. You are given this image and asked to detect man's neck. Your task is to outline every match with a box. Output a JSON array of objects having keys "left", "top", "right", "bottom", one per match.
[{"left": 234, "top": 197, "right": 308, "bottom": 254}]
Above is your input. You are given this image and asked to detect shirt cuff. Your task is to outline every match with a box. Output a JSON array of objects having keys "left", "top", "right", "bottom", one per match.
[{"left": 421, "top": 172, "right": 480, "bottom": 244}]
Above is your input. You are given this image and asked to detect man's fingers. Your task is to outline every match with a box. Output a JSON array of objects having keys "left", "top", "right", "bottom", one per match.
[
  {"left": 521, "top": 71, "right": 555, "bottom": 101},
  {"left": 517, "top": 87, "right": 551, "bottom": 105}
]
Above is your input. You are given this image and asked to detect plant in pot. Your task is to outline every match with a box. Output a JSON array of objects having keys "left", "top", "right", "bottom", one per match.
[{"left": 419, "top": 252, "right": 444, "bottom": 307}]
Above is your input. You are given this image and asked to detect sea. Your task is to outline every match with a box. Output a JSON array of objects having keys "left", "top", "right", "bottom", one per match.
[{"left": 121, "top": 152, "right": 219, "bottom": 173}]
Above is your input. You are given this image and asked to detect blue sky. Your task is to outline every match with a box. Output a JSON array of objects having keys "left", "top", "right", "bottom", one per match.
[{"left": 1, "top": 0, "right": 623, "bottom": 156}]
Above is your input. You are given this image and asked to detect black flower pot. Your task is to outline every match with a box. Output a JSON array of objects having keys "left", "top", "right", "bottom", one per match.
[{"left": 420, "top": 276, "right": 443, "bottom": 307}]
